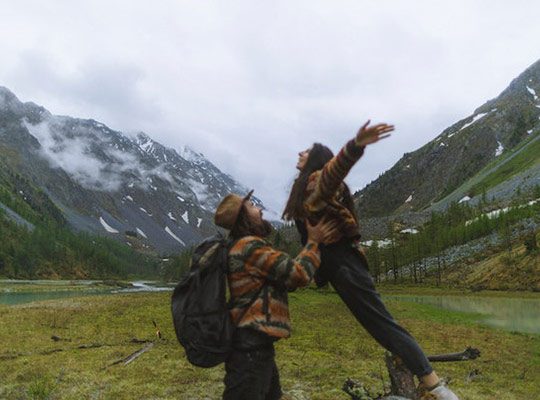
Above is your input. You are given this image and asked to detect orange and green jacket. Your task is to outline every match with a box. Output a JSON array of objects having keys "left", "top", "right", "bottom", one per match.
[
  {"left": 304, "top": 137, "right": 365, "bottom": 243},
  {"left": 227, "top": 236, "right": 320, "bottom": 338}
]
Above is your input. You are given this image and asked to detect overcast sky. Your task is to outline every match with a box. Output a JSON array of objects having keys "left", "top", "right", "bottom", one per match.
[{"left": 1, "top": 1, "right": 539, "bottom": 212}]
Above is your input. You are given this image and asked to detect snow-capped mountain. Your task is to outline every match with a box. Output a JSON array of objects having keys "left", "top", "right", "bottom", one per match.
[{"left": 0, "top": 86, "right": 271, "bottom": 253}]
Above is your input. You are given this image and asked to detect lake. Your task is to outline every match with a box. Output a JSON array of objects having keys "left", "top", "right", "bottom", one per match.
[
  {"left": 0, "top": 280, "right": 174, "bottom": 306},
  {"left": 387, "top": 294, "right": 540, "bottom": 334}
]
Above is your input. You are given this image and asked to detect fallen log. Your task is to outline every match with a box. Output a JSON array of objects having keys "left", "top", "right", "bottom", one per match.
[
  {"left": 427, "top": 347, "right": 480, "bottom": 362},
  {"left": 77, "top": 343, "right": 105, "bottom": 349},
  {"left": 107, "top": 342, "right": 155, "bottom": 368},
  {"left": 51, "top": 335, "right": 71, "bottom": 342},
  {"left": 124, "top": 342, "right": 154, "bottom": 365}
]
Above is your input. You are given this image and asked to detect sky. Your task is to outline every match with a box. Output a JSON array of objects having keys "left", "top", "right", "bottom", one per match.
[{"left": 1, "top": 0, "right": 539, "bottom": 212}]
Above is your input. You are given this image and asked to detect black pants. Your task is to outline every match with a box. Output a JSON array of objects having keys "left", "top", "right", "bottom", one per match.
[
  {"left": 223, "top": 329, "right": 282, "bottom": 400},
  {"left": 323, "top": 240, "right": 433, "bottom": 378}
]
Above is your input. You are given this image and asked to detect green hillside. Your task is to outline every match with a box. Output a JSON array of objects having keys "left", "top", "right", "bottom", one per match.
[
  {"left": 469, "top": 133, "right": 540, "bottom": 197},
  {"left": 0, "top": 159, "right": 160, "bottom": 280}
]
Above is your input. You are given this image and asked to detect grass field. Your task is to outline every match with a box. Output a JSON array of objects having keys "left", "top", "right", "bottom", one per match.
[{"left": 0, "top": 288, "right": 539, "bottom": 400}]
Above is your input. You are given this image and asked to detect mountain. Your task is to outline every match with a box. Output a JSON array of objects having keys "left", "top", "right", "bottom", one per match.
[
  {"left": 0, "top": 86, "right": 270, "bottom": 254},
  {"left": 355, "top": 59, "right": 540, "bottom": 226}
]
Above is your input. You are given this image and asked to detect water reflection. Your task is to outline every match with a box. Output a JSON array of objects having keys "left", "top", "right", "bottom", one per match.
[
  {"left": 0, "top": 280, "right": 174, "bottom": 306},
  {"left": 387, "top": 295, "right": 540, "bottom": 334}
]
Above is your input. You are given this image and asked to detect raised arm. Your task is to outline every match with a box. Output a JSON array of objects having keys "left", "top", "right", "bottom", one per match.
[{"left": 308, "top": 121, "right": 394, "bottom": 204}]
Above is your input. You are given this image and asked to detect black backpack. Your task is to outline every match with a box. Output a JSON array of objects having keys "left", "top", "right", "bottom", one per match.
[{"left": 171, "top": 233, "right": 262, "bottom": 368}]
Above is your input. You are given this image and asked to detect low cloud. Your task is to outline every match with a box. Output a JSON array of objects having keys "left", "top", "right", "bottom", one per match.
[
  {"left": 24, "top": 118, "right": 141, "bottom": 191},
  {"left": 23, "top": 117, "right": 202, "bottom": 202}
]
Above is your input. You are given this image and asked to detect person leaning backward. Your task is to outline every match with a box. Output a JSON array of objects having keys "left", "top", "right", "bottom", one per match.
[
  {"left": 283, "top": 120, "right": 460, "bottom": 400},
  {"left": 214, "top": 190, "right": 336, "bottom": 400}
]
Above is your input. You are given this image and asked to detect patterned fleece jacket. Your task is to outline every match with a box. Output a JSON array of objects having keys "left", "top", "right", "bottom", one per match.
[
  {"left": 304, "top": 137, "right": 366, "bottom": 243},
  {"left": 227, "top": 236, "right": 320, "bottom": 338}
]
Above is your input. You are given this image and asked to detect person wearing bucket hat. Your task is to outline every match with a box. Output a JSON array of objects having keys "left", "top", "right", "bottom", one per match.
[
  {"left": 216, "top": 190, "right": 337, "bottom": 400},
  {"left": 214, "top": 189, "right": 255, "bottom": 230}
]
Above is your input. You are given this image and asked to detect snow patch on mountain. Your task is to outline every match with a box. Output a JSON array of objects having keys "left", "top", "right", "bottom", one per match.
[
  {"left": 165, "top": 226, "right": 185, "bottom": 245},
  {"left": 100, "top": 217, "right": 119, "bottom": 233},
  {"left": 181, "top": 211, "right": 189, "bottom": 224},
  {"left": 136, "top": 227, "right": 147, "bottom": 239},
  {"left": 495, "top": 141, "right": 504, "bottom": 156},
  {"left": 459, "top": 110, "right": 495, "bottom": 132},
  {"left": 400, "top": 228, "right": 419, "bottom": 234},
  {"left": 362, "top": 239, "right": 392, "bottom": 248},
  {"left": 526, "top": 85, "right": 539, "bottom": 101}
]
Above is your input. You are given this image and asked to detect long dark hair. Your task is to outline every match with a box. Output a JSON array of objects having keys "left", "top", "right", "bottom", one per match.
[
  {"left": 282, "top": 142, "right": 357, "bottom": 221},
  {"left": 282, "top": 143, "right": 334, "bottom": 220}
]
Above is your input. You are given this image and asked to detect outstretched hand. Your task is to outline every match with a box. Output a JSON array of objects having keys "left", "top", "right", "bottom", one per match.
[
  {"left": 355, "top": 120, "right": 394, "bottom": 147},
  {"left": 306, "top": 217, "right": 339, "bottom": 245}
]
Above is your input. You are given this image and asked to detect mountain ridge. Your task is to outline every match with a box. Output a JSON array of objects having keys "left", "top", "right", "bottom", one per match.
[
  {"left": 354, "top": 59, "right": 540, "bottom": 225},
  {"left": 0, "top": 86, "right": 270, "bottom": 254}
]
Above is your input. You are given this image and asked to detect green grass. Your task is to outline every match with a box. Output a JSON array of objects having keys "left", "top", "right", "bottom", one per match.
[
  {"left": 0, "top": 289, "right": 539, "bottom": 399},
  {"left": 469, "top": 134, "right": 540, "bottom": 196}
]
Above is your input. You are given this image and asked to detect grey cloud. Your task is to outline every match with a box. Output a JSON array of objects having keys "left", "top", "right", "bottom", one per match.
[
  {"left": 7, "top": 51, "right": 159, "bottom": 132},
  {"left": 2, "top": 1, "right": 540, "bottom": 212},
  {"left": 23, "top": 118, "right": 176, "bottom": 193}
]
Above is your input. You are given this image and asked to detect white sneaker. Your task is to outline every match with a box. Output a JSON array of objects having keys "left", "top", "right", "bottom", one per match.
[{"left": 429, "top": 384, "right": 460, "bottom": 400}]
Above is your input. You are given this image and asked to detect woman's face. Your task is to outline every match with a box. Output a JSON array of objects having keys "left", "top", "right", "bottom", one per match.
[{"left": 296, "top": 148, "right": 310, "bottom": 170}]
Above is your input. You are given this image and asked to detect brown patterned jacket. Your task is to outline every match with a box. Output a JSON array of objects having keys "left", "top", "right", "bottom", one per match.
[
  {"left": 227, "top": 236, "right": 320, "bottom": 338},
  {"left": 304, "top": 137, "right": 365, "bottom": 243}
]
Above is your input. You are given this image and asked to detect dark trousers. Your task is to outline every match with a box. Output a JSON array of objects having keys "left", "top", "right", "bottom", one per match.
[
  {"left": 223, "top": 329, "right": 282, "bottom": 400},
  {"left": 323, "top": 241, "right": 433, "bottom": 378}
]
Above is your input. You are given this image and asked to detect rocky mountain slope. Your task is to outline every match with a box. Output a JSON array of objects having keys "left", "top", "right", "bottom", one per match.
[
  {"left": 355, "top": 59, "right": 540, "bottom": 224},
  {"left": 0, "top": 86, "right": 269, "bottom": 254}
]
